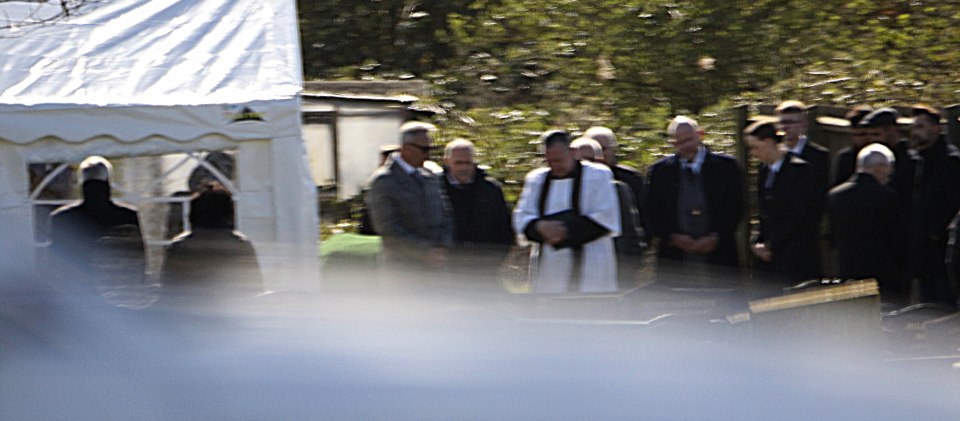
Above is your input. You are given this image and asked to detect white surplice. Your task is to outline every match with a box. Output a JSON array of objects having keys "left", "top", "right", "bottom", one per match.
[{"left": 513, "top": 161, "right": 621, "bottom": 293}]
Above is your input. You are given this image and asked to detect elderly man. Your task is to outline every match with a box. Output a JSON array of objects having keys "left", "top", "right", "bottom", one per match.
[
  {"left": 899, "top": 105, "right": 960, "bottom": 307},
  {"left": 571, "top": 137, "right": 645, "bottom": 287},
  {"left": 828, "top": 144, "right": 906, "bottom": 302},
  {"left": 366, "top": 121, "right": 454, "bottom": 269},
  {"left": 584, "top": 126, "right": 644, "bottom": 226},
  {"left": 48, "top": 156, "right": 145, "bottom": 283},
  {"left": 645, "top": 116, "right": 743, "bottom": 273},
  {"left": 441, "top": 139, "right": 514, "bottom": 278},
  {"left": 514, "top": 130, "right": 620, "bottom": 293},
  {"left": 776, "top": 100, "right": 830, "bottom": 192}
]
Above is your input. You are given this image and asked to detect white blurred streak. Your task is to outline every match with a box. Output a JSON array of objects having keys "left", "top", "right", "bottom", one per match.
[{"left": 1, "top": 260, "right": 959, "bottom": 420}]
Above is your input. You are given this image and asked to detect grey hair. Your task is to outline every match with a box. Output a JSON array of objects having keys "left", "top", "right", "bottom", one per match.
[
  {"left": 583, "top": 126, "right": 616, "bottom": 146},
  {"left": 79, "top": 156, "right": 112, "bottom": 183},
  {"left": 444, "top": 138, "right": 476, "bottom": 159},
  {"left": 570, "top": 137, "right": 603, "bottom": 158},
  {"left": 856, "top": 143, "right": 895, "bottom": 171},
  {"left": 667, "top": 116, "right": 700, "bottom": 137},
  {"left": 398, "top": 121, "right": 437, "bottom": 144}
]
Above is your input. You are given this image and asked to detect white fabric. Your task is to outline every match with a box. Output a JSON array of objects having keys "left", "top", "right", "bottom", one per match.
[
  {"left": 514, "top": 162, "right": 620, "bottom": 293},
  {"left": 0, "top": 0, "right": 319, "bottom": 290},
  {"left": 0, "top": 0, "right": 301, "bottom": 107}
]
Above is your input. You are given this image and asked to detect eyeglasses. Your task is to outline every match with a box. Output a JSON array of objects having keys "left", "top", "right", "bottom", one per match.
[{"left": 406, "top": 143, "right": 433, "bottom": 153}]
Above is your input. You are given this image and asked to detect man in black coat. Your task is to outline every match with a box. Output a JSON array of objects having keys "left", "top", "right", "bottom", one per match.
[
  {"left": 777, "top": 100, "right": 830, "bottom": 194},
  {"left": 828, "top": 144, "right": 906, "bottom": 302},
  {"left": 48, "top": 156, "right": 145, "bottom": 285},
  {"left": 832, "top": 106, "right": 873, "bottom": 187},
  {"left": 646, "top": 116, "right": 743, "bottom": 271},
  {"left": 162, "top": 182, "right": 263, "bottom": 301},
  {"left": 745, "top": 121, "right": 823, "bottom": 282},
  {"left": 860, "top": 108, "right": 911, "bottom": 195},
  {"left": 441, "top": 139, "right": 514, "bottom": 280},
  {"left": 900, "top": 105, "right": 960, "bottom": 307}
]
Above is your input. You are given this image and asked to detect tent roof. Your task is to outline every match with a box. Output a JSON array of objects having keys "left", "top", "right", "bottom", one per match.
[{"left": 0, "top": 0, "right": 302, "bottom": 107}]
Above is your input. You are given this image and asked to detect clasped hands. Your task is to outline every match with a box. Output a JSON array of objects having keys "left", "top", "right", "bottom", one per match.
[
  {"left": 669, "top": 233, "right": 718, "bottom": 255},
  {"left": 535, "top": 220, "right": 568, "bottom": 246}
]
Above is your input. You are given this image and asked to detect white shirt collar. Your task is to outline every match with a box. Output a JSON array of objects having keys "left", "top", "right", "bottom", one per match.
[
  {"left": 393, "top": 153, "right": 417, "bottom": 175},
  {"left": 789, "top": 135, "right": 808, "bottom": 155},
  {"left": 769, "top": 154, "right": 787, "bottom": 174},
  {"left": 679, "top": 146, "right": 707, "bottom": 174}
]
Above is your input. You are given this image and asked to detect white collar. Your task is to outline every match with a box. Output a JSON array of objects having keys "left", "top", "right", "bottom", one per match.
[
  {"left": 789, "top": 135, "right": 808, "bottom": 155},
  {"left": 680, "top": 146, "right": 707, "bottom": 174},
  {"left": 769, "top": 154, "right": 787, "bottom": 174},
  {"left": 393, "top": 153, "right": 418, "bottom": 175}
]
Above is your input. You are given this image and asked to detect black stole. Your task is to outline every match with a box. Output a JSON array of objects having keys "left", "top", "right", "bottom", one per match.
[{"left": 536, "top": 161, "right": 584, "bottom": 292}]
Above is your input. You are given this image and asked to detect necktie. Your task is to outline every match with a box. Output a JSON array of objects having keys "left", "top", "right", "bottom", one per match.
[{"left": 764, "top": 169, "right": 776, "bottom": 190}]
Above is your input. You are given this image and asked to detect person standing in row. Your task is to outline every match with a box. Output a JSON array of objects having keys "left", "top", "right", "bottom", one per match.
[
  {"left": 441, "top": 139, "right": 515, "bottom": 280},
  {"left": 776, "top": 100, "right": 830, "bottom": 194},
  {"left": 745, "top": 120, "right": 823, "bottom": 282},
  {"left": 828, "top": 144, "right": 905, "bottom": 302},
  {"left": 571, "top": 136, "right": 645, "bottom": 288},
  {"left": 514, "top": 130, "right": 621, "bottom": 293},
  {"left": 365, "top": 121, "right": 454, "bottom": 271},
  {"left": 645, "top": 116, "right": 743, "bottom": 277},
  {"left": 584, "top": 126, "right": 645, "bottom": 230},
  {"left": 831, "top": 106, "right": 873, "bottom": 187},
  {"left": 900, "top": 105, "right": 960, "bottom": 307}
]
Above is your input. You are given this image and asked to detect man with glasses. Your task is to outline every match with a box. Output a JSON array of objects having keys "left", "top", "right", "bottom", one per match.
[{"left": 366, "top": 121, "right": 454, "bottom": 270}]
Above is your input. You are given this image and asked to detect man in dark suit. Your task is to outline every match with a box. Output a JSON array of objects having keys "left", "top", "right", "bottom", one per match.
[
  {"left": 366, "top": 122, "right": 454, "bottom": 270},
  {"left": 776, "top": 100, "right": 830, "bottom": 194},
  {"left": 645, "top": 116, "right": 743, "bottom": 271},
  {"left": 828, "top": 144, "right": 905, "bottom": 302},
  {"left": 745, "top": 121, "right": 823, "bottom": 282},
  {"left": 831, "top": 106, "right": 873, "bottom": 187},
  {"left": 900, "top": 105, "right": 960, "bottom": 307}
]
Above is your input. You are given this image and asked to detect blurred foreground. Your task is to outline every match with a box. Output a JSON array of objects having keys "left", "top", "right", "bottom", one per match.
[{"left": 2, "top": 257, "right": 959, "bottom": 420}]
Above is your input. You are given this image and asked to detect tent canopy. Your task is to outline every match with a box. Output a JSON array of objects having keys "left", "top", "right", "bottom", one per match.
[{"left": 0, "top": 0, "right": 319, "bottom": 290}]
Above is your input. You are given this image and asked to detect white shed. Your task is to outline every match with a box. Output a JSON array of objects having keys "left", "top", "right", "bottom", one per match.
[{"left": 300, "top": 82, "right": 438, "bottom": 200}]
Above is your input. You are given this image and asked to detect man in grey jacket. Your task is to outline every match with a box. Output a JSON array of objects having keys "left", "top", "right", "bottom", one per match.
[{"left": 365, "top": 121, "right": 454, "bottom": 269}]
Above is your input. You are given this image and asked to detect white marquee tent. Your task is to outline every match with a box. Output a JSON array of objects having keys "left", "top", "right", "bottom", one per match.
[{"left": 0, "top": 0, "right": 319, "bottom": 291}]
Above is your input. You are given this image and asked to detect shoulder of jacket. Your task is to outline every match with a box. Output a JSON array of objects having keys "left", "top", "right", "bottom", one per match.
[
  {"left": 480, "top": 175, "right": 505, "bottom": 190},
  {"left": 650, "top": 155, "right": 676, "bottom": 169},
  {"left": 788, "top": 154, "right": 809, "bottom": 166},
  {"left": 707, "top": 152, "right": 738, "bottom": 165},
  {"left": 807, "top": 141, "right": 829, "bottom": 153},
  {"left": 945, "top": 142, "right": 960, "bottom": 159}
]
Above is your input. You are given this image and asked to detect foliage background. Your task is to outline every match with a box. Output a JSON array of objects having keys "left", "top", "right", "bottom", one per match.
[{"left": 299, "top": 0, "right": 960, "bottom": 224}]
